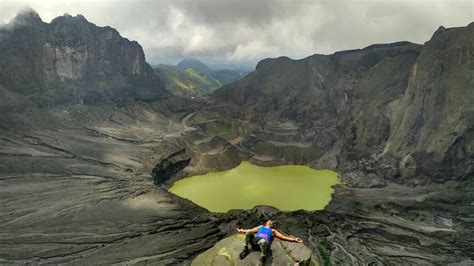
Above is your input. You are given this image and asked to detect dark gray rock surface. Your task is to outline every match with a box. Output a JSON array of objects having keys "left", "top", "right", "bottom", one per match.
[
  {"left": 0, "top": 8, "right": 165, "bottom": 108},
  {"left": 0, "top": 101, "right": 223, "bottom": 264},
  {"left": 191, "top": 235, "right": 316, "bottom": 265}
]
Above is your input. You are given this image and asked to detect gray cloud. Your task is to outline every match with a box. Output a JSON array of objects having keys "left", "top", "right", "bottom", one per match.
[
  {"left": 0, "top": 0, "right": 473, "bottom": 65},
  {"left": 173, "top": 0, "right": 311, "bottom": 28}
]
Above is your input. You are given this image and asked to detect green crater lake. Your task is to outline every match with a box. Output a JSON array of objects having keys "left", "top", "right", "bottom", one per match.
[{"left": 169, "top": 162, "right": 340, "bottom": 212}]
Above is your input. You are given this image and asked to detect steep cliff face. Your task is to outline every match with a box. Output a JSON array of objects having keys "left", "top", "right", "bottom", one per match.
[
  {"left": 0, "top": 8, "right": 165, "bottom": 107},
  {"left": 212, "top": 24, "right": 473, "bottom": 183},
  {"left": 385, "top": 24, "right": 474, "bottom": 180}
]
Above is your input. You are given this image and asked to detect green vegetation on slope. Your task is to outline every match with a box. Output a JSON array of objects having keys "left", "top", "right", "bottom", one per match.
[{"left": 155, "top": 65, "right": 220, "bottom": 97}]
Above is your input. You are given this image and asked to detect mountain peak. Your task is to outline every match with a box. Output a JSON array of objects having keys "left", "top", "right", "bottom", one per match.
[
  {"left": 0, "top": 8, "right": 165, "bottom": 104},
  {"left": 9, "top": 7, "right": 43, "bottom": 26},
  {"left": 62, "top": 13, "right": 88, "bottom": 22},
  {"left": 432, "top": 25, "right": 447, "bottom": 38},
  {"left": 50, "top": 13, "right": 90, "bottom": 26}
]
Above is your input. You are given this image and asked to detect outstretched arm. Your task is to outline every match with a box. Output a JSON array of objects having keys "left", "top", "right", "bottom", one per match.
[
  {"left": 237, "top": 225, "right": 261, "bottom": 234},
  {"left": 273, "top": 230, "right": 303, "bottom": 243}
]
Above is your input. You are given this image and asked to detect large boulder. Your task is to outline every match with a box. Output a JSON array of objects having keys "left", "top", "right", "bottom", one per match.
[{"left": 192, "top": 234, "right": 317, "bottom": 266}]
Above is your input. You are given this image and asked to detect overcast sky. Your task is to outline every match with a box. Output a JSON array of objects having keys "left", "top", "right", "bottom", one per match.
[{"left": 1, "top": 0, "right": 473, "bottom": 65}]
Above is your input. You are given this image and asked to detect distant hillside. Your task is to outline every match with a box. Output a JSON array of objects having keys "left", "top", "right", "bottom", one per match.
[
  {"left": 155, "top": 65, "right": 220, "bottom": 97},
  {"left": 156, "top": 58, "right": 250, "bottom": 97},
  {"left": 206, "top": 61, "right": 254, "bottom": 72},
  {"left": 212, "top": 69, "right": 246, "bottom": 85},
  {"left": 175, "top": 58, "right": 249, "bottom": 86},
  {"left": 176, "top": 58, "right": 211, "bottom": 74}
]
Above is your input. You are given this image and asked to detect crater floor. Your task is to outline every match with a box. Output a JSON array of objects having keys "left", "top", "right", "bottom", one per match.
[{"left": 0, "top": 101, "right": 472, "bottom": 264}]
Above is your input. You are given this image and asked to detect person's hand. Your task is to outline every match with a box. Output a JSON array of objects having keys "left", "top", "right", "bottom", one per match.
[
  {"left": 294, "top": 237, "right": 303, "bottom": 243},
  {"left": 237, "top": 228, "right": 245, "bottom": 233}
]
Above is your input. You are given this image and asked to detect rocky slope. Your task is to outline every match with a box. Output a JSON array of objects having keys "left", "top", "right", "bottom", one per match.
[
  {"left": 0, "top": 8, "right": 165, "bottom": 108},
  {"left": 0, "top": 100, "right": 228, "bottom": 264}
]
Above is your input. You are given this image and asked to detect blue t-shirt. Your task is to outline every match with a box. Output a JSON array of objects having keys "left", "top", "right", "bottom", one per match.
[{"left": 256, "top": 226, "right": 273, "bottom": 241}]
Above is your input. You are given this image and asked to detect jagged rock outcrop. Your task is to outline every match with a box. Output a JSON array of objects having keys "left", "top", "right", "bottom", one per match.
[
  {"left": 191, "top": 235, "right": 316, "bottom": 266},
  {"left": 0, "top": 8, "right": 165, "bottom": 108}
]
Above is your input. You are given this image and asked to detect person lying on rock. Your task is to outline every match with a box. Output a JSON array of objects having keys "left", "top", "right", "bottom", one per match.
[{"left": 237, "top": 220, "right": 303, "bottom": 263}]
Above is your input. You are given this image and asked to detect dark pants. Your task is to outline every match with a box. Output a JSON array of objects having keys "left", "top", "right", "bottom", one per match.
[{"left": 245, "top": 231, "right": 270, "bottom": 258}]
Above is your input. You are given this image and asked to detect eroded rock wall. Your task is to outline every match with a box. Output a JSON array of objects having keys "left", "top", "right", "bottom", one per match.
[
  {"left": 0, "top": 8, "right": 165, "bottom": 108},
  {"left": 384, "top": 25, "right": 474, "bottom": 180}
]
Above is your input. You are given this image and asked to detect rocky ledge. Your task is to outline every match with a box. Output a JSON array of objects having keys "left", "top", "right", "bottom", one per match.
[{"left": 192, "top": 234, "right": 316, "bottom": 266}]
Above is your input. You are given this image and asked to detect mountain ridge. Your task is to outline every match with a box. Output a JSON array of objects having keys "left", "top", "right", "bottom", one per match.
[
  {"left": 0, "top": 9, "right": 165, "bottom": 108},
  {"left": 211, "top": 23, "right": 473, "bottom": 184}
]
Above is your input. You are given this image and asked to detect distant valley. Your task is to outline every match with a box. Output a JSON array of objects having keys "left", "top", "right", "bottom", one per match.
[{"left": 154, "top": 58, "right": 250, "bottom": 97}]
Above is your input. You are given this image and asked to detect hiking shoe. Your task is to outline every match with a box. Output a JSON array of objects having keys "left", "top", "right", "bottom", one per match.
[
  {"left": 239, "top": 247, "right": 249, "bottom": 259},
  {"left": 260, "top": 255, "right": 266, "bottom": 264}
]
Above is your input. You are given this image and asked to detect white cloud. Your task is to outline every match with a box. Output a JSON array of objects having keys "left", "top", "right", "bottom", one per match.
[{"left": 228, "top": 40, "right": 280, "bottom": 61}]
